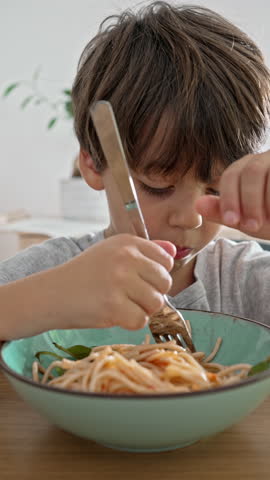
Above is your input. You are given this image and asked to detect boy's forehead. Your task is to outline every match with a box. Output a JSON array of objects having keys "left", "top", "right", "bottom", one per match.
[
  {"left": 137, "top": 131, "right": 224, "bottom": 182},
  {"left": 133, "top": 111, "right": 226, "bottom": 182},
  {"left": 138, "top": 163, "right": 224, "bottom": 183}
]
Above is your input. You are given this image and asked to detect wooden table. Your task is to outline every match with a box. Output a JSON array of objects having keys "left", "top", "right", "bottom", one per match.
[{"left": 0, "top": 370, "right": 269, "bottom": 480}]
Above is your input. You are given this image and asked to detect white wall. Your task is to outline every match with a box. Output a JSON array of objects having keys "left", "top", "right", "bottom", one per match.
[{"left": 1, "top": 0, "right": 270, "bottom": 217}]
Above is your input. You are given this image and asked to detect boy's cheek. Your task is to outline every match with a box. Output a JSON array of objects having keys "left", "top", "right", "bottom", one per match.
[{"left": 196, "top": 195, "right": 221, "bottom": 221}]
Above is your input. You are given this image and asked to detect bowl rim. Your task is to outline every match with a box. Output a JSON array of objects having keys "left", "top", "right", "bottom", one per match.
[{"left": 1, "top": 309, "right": 270, "bottom": 400}]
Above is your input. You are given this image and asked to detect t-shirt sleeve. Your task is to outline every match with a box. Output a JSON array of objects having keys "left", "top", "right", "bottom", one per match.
[
  {"left": 0, "top": 236, "right": 84, "bottom": 285},
  {"left": 236, "top": 241, "right": 270, "bottom": 325},
  {"left": 208, "top": 238, "right": 270, "bottom": 325}
]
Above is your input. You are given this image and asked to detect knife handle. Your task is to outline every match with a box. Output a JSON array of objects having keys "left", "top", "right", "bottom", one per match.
[{"left": 91, "top": 101, "right": 149, "bottom": 240}]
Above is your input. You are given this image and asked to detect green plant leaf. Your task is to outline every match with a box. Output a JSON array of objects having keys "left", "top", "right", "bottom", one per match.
[
  {"left": 3, "top": 82, "right": 20, "bottom": 97},
  {"left": 63, "top": 89, "right": 71, "bottom": 96},
  {"left": 34, "top": 98, "right": 47, "bottom": 105},
  {"left": 248, "top": 357, "right": 270, "bottom": 376},
  {"left": 21, "top": 95, "right": 34, "bottom": 109},
  {"left": 53, "top": 342, "right": 93, "bottom": 359},
  {"left": 32, "top": 66, "right": 42, "bottom": 81},
  {"left": 65, "top": 100, "right": 73, "bottom": 117},
  {"left": 35, "top": 350, "right": 64, "bottom": 362},
  {"left": 47, "top": 117, "right": 57, "bottom": 129}
]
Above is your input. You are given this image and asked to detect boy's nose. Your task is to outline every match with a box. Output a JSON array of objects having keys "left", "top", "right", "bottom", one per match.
[{"left": 168, "top": 206, "right": 202, "bottom": 230}]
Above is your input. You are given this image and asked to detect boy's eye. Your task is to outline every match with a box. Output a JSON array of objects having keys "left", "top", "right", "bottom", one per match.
[
  {"left": 206, "top": 187, "right": 220, "bottom": 196},
  {"left": 139, "top": 182, "right": 175, "bottom": 198}
]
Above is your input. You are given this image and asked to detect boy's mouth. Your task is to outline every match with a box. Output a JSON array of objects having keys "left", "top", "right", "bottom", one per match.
[{"left": 174, "top": 246, "right": 193, "bottom": 260}]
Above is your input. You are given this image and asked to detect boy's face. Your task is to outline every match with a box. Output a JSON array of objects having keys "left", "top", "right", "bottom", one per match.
[{"left": 102, "top": 165, "right": 222, "bottom": 280}]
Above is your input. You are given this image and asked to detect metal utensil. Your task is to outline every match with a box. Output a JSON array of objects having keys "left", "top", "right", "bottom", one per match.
[{"left": 90, "top": 100, "right": 195, "bottom": 352}]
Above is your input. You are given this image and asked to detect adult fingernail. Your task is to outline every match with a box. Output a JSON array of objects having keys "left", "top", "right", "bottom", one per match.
[{"left": 223, "top": 211, "right": 239, "bottom": 225}]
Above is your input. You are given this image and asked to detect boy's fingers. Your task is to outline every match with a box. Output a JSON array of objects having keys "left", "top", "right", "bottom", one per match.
[
  {"left": 117, "top": 300, "right": 149, "bottom": 330},
  {"left": 218, "top": 162, "right": 242, "bottom": 226},
  {"left": 153, "top": 240, "right": 176, "bottom": 259},
  {"left": 238, "top": 157, "right": 266, "bottom": 231},
  {"left": 138, "top": 257, "right": 173, "bottom": 294},
  {"left": 139, "top": 240, "right": 175, "bottom": 272},
  {"left": 127, "top": 278, "right": 165, "bottom": 317}
]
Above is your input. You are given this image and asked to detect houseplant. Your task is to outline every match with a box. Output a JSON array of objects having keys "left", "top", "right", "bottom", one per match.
[{"left": 3, "top": 69, "right": 109, "bottom": 225}]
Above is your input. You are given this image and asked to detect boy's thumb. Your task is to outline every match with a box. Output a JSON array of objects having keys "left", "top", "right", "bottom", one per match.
[{"left": 153, "top": 240, "right": 176, "bottom": 258}]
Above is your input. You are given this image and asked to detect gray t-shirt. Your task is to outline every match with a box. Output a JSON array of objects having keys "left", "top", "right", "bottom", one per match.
[{"left": 0, "top": 231, "right": 269, "bottom": 325}]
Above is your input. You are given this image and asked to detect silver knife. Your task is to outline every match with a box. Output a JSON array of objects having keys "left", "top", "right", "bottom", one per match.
[
  {"left": 90, "top": 100, "right": 149, "bottom": 239},
  {"left": 90, "top": 100, "right": 195, "bottom": 352}
]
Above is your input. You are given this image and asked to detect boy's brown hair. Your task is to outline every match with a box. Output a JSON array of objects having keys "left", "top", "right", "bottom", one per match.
[{"left": 72, "top": 1, "right": 270, "bottom": 181}]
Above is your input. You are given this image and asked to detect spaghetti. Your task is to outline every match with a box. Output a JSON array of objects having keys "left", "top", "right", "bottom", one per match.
[{"left": 32, "top": 336, "right": 251, "bottom": 394}]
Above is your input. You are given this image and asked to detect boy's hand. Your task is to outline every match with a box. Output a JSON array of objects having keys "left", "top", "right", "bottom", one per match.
[
  {"left": 196, "top": 150, "right": 270, "bottom": 240},
  {"left": 57, "top": 234, "right": 175, "bottom": 331}
]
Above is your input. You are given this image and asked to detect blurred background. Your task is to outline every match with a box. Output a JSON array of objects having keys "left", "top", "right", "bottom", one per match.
[{"left": 0, "top": 0, "right": 270, "bottom": 219}]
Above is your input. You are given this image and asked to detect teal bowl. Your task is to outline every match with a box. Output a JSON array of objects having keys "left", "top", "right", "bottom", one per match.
[{"left": 1, "top": 310, "right": 270, "bottom": 452}]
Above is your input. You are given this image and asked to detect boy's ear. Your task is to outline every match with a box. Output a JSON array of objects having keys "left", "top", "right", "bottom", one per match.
[{"left": 78, "top": 150, "right": 104, "bottom": 191}]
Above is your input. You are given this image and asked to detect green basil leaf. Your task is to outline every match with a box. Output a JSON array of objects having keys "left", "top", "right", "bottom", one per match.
[
  {"left": 35, "top": 350, "right": 64, "bottom": 362},
  {"left": 54, "top": 366, "right": 65, "bottom": 376},
  {"left": 248, "top": 357, "right": 270, "bottom": 376},
  {"left": 53, "top": 342, "right": 93, "bottom": 359},
  {"left": 67, "top": 345, "right": 93, "bottom": 359}
]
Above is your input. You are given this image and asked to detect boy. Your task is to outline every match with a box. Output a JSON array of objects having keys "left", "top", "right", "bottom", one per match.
[{"left": 0, "top": 1, "right": 270, "bottom": 340}]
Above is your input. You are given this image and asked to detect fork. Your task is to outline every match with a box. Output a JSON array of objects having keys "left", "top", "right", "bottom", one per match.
[{"left": 90, "top": 100, "right": 195, "bottom": 352}]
